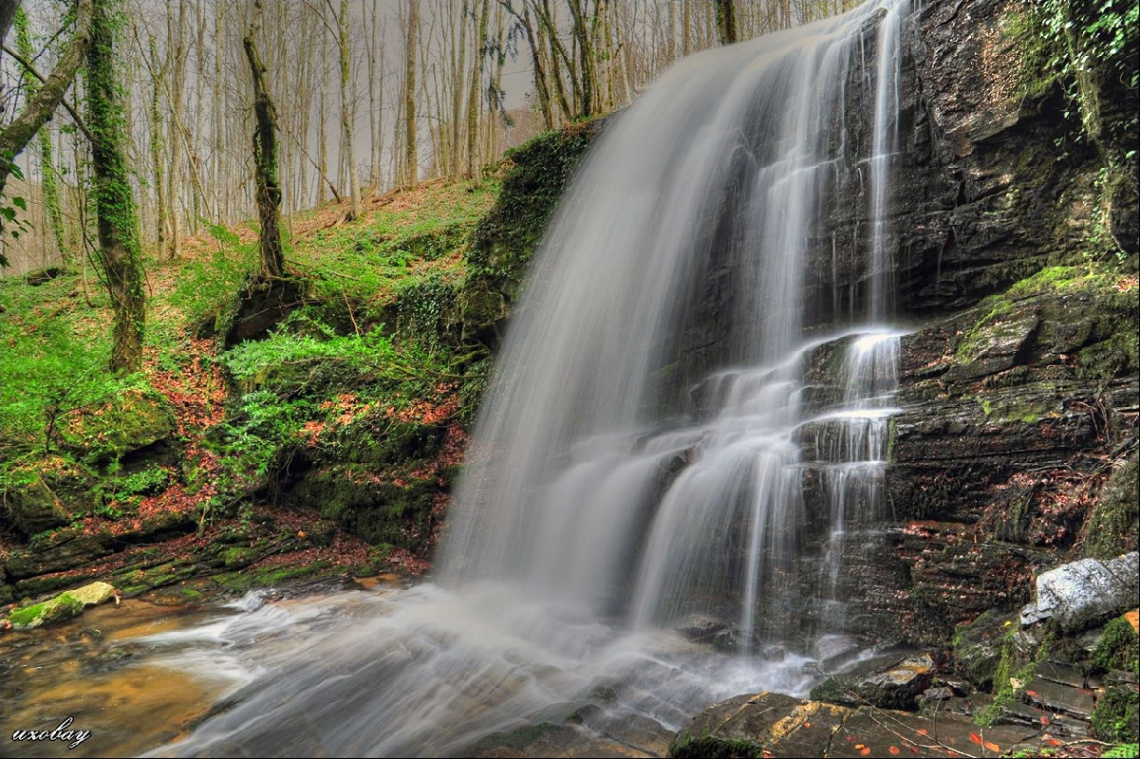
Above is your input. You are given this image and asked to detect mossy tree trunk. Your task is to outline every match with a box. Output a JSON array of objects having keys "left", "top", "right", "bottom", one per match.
[
  {"left": 714, "top": 0, "right": 737, "bottom": 45},
  {"left": 404, "top": 0, "right": 419, "bottom": 186},
  {"left": 14, "top": 10, "right": 69, "bottom": 263},
  {"left": 337, "top": 0, "right": 361, "bottom": 219},
  {"left": 86, "top": 0, "right": 145, "bottom": 374},
  {"left": 243, "top": 3, "right": 284, "bottom": 280}
]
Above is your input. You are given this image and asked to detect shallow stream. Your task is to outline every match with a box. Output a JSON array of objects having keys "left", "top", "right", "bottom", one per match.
[{"left": 2, "top": 580, "right": 816, "bottom": 757}]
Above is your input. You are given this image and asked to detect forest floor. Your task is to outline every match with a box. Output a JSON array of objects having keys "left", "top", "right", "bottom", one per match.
[{"left": 1, "top": 176, "right": 502, "bottom": 611}]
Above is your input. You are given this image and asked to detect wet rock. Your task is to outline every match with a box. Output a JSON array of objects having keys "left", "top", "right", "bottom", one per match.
[
  {"left": 919, "top": 686, "right": 953, "bottom": 703},
  {"left": 1023, "top": 676, "right": 1096, "bottom": 719},
  {"left": 945, "top": 313, "right": 1039, "bottom": 381},
  {"left": 7, "top": 581, "right": 117, "bottom": 630},
  {"left": 1021, "top": 552, "right": 1140, "bottom": 630},
  {"left": 1035, "top": 660, "right": 1086, "bottom": 689},
  {"left": 676, "top": 615, "right": 727, "bottom": 643},
  {"left": 675, "top": 692, "right": 850, "bottom": 759},
  {"left": 810, "top": 649, "right": 936, "bottom": 711},
  {"left": 811, "top": 634, "right": 862, "bottom": 671},
  {"left": 675, "top": 691, "right": 1060, "bottom": 759},
  {"left": 674, "top": 616, "right": 757, "bottom": 653}
]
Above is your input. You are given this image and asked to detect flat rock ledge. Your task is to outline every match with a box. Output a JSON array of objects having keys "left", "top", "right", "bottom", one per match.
[{"left": 672, "top": 691, "right": 1073, "bottom": 758}]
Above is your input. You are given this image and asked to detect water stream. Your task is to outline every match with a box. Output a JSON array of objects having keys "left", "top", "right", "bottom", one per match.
[{"left": 7, "top": 2, "right": 914, "bottom": 755}]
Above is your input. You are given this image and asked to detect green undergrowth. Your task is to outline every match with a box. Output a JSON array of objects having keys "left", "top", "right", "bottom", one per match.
[
  {"left": 3, "top": 123, "right": 600, "bottom": 594},
  {"left": 292, "top": 181, "right": 498, "bottom": 323}
]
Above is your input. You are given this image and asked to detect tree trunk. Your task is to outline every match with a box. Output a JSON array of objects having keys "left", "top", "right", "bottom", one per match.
[
  {"left": 367, "top": 3, "right": 384, "bottom": 191},
  {"left": 147, "top": 35, "right": 167, "bottom": 257},
  {"left": 466, "top": 0, "right": 489, "bottom": 179},
  {"left": 243, "top": 5, "right": 284, "bottom": 280},
  {"left": 714, "top": 0, "right": 737, "bottom": 45},
  {"left": 213, "top": 0, "right": 225, "bottom": 220},
  {"left": 87, "top": 0, "right": 145, "bottom": 374},
  {"left": 404, "top": 0, "right": 419, "bottom": 186},
  {"left": 337, "top": 0, "right": 360, "bottom": 218},
  {"left": 166, "top": 0, "right": 186, "bottom": 258}
]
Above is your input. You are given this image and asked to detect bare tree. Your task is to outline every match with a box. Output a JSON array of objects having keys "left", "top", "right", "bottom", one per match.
[
  {"left": 335, "top": 0, "right": 360, "bottom": 217},
  {"left": 244, "top": 0, "right": 284, "bottom": 279},
  {"left": 404, "top": 0, "right": 419, "bottom": 185}
]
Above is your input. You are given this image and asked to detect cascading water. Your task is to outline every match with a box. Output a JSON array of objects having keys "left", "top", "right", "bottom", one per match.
[{"left": 152, "top": 2, "right": 913, "bottom": 756}]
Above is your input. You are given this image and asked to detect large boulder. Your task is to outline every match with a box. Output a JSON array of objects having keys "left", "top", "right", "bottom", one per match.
[{"left": 1021, "top": 552, "right": 1140, "bottom": 630}]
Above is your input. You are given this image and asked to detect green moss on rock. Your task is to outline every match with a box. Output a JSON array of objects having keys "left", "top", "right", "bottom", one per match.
[
  {"left": 1092, "top": 687, "right": 1140, "bottom": 743},
  {"left": 1091, "top": 617, "right": 1140, "bottom": 675},
  {"left": 1085, "top": 455, "right": 1140, "bottom": 560},
  {"left": 7, "top": 581, "right": 115, "bottom": 630},
  {"left": 669, "top": 733, "right": 764, "bottom": 759},
  {"left": 59, "top": 388, "right": 174, "bottom": 460}
]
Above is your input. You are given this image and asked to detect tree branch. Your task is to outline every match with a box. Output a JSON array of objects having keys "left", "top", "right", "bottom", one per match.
[
  {"left": 1, "top": 42, "right": 95, "bottom": 143},
  {"left": 0, "top": 0, "right": 94, "bottom": 197}
]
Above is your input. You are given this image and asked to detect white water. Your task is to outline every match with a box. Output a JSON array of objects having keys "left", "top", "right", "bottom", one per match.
[{"left": 155, "top": 2, "right": 912, "bottom": 755}]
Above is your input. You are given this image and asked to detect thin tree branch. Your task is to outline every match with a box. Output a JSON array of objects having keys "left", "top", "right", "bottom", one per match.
[
  {"left": 0, "top": 0, "right": 94, "bottom": 197},
  {"left": 1, "top": 42, "right": 95, "bottom": 143}
]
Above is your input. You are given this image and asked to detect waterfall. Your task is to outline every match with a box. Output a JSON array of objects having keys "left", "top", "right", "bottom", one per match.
[
  {"left": 155, "top": 2, "right": 914, "bottom": 756},
  {"left": 442, "top": 0, "right": 911, "bottom": 638}
]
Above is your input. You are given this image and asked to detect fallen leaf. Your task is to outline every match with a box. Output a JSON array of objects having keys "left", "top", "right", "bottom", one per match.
[
  {"left": 969, "top": 733, "right": 983, "bottom": 746},
  {"left": 889, "top": 747, "right": 900, "bottom": 755}
]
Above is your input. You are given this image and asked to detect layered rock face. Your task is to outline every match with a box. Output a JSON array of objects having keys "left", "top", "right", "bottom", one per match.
[{"left": 811, "top": 0, "right": 1140, "bottom": 645}]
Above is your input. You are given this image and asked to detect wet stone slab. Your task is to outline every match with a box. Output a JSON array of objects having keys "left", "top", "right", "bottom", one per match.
[{"left": 676, "top": 692, "right": 1081, "bottom": 759}]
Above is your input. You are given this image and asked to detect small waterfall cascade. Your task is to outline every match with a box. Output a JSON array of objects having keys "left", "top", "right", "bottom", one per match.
[{"left": 154, "top": 3, "right": 915, "bottom": 756}]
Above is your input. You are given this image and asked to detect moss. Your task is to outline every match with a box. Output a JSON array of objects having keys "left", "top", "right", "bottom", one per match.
[
  {"left": 1077, "top": 330, "right": 1140, "bottom": 380},
  {"left": 466, "top": 722, "right": 557, "bottom": 753},
  {"left": 59, "top": 387, "right": 174, "bottom": 460},
  {"left": 212, "top": 560, "right": 336, "bottom": 592},
  {"left": 1085, "top": 455, "right": 1140, "bottom": 560},
  {"left": 669, "top": 732, "right": 764, "bottom": 759},
  {"left": 809, "top": 677, "right": 847, "bottom": 704},
  {"left": 1091, "top": 617, "right": 1140, "bottom": 676},
  {"left": 1005, "top": 266, "right": 1089, "bottom": 299},
  {"left": 953, "top": 297, "right": 1017, "bottom": 364},
  {"left": 8, "top": 591, "right": 84, "bottom": 629},
  {"left": 222, "top": 547, "right": 259, "bottom": 569},
  {"left": 1092, "top": 687, "right": 1140, "bottom": 743}
]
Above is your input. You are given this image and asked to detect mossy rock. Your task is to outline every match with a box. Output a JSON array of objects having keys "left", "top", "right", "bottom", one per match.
[
  {"left": 2, "top": 478, "right": 71, "bottom": 536},
  {"left": 297, "top": 465, "right": 442, "bottom": 554},
  {"left": 222, "top": 547, "right": 260, "bottom": 569},
  {"left": 59, "top": 388, "right": 174, "bottom": 461},
  {"left": 1092, "top": 686, "right": 1140, "bottom": 743},
  {"left": 953, "top": 609, "right": 1022, "bottom": 689},
  {"left": 669, "top": 734, "right": 765, "bottom": 759},
  {"left": 1, "top": 456, "right": 97, "bottom": 537},
  {"left": 460, "top": 118, "right": 604, "bottom": 352},
  {"left": 7, "top": 581, "right": 116, "bottom": 630},
  {"left": 1091, "top": 616, "right": 1140, "bottom": 676},
  {"left": 1085, "top": 455, "right": 1140, "bottom": 561}
]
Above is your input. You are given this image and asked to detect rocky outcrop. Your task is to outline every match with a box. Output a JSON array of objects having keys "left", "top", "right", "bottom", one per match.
[{"left": 854, "top": 267, "right": 1140, "bottom": 645}]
